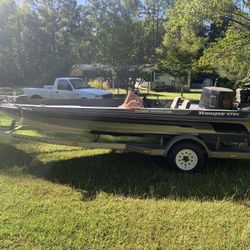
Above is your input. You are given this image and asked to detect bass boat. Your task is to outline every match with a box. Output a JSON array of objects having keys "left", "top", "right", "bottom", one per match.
[
  {"left": 2, "top": 86, "right": 250, "bottom": 173},
  {"left": 1, "top": 87, "right": 250, "bottom": 141}
]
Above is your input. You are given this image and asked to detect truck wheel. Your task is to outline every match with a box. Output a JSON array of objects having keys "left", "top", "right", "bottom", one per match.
[
  {"left": 168, "top": 142, "right": 206, "bottom": 172},
  {"left": 31, "top": 95, "right": 43, "bottom": 99}
]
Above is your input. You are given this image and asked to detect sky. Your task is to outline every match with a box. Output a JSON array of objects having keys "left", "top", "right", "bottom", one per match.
[
  {"left": 77, "top": 0, "right": 87, "bottom": 4},
  {"left": 16, "top": 1, "right": 87, "bottom": 5}
]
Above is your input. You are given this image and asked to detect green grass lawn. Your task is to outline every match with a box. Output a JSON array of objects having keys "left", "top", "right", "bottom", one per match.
[
  {"left": 0, "top": 90, "right": 250, "bottom": 249},
  {"left": 111, "top": 88, "right": 201, "bottom": 100},
  {"left": 0, "top": 112, "right": 12, "bottom": 127},
  {"left": 0, "top": 139, "right": 250, "bottom": 249},
  {"left": 148, "top": 90, "right": 201, "bottom": 100}
]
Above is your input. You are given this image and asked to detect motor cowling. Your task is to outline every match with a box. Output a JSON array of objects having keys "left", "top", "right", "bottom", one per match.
[{"left": 199, "top": 87, "right": 234, "bottom": 110}]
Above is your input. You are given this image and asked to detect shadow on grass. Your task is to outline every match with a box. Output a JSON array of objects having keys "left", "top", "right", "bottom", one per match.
[
  {"left": 30, "top": 153, "right": 250, "bottom": 202},
  {"left": 0, "top": 143, "right": 33, "bottom": 170},
  {"left": 1, "top": 143, "right": 250, "bottom": 201}
]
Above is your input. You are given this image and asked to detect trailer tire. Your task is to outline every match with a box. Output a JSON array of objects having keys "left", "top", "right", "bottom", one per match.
[{"left": 168, "top": 142, "right": 205, "bottom": 172}]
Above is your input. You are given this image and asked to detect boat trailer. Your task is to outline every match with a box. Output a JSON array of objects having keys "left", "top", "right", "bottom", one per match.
[{"left": 1, "top": 121, "right": 250, "bottom": 172}]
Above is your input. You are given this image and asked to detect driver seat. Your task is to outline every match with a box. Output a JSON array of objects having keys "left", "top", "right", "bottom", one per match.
[{"left": 170, "top": 97, "right": 181, "bottom": 109}]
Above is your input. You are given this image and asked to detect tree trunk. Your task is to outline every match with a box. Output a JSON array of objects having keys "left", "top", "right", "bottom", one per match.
[
  {"left": 187, "top": 70, "right": 191, "bottom": 90},
  {"left": 180, "top": 85, "right": 184, "bottom": 97}
]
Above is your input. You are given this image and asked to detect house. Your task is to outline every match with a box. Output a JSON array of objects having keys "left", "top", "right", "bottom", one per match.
[
  {"left": 191, "top": 77, "right": 214, "bottom": 89},
  {"left": 71, "top": 64, "right": 112, "bottom": 82}
]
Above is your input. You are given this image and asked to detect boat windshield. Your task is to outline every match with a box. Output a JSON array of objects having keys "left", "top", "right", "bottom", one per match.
[{"left": 70, "top": 79, "right": 90, "bottom": 89}]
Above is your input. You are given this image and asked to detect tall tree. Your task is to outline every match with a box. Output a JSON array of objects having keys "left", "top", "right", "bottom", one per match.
[
  {"left": 0, "top": 0, "right": 20, "bottom": 85},
  {"left": 27, "top": 0, "right": 80, "bottom": 82},
  {"left": 0, "top": 0, "right": 173, "bottom": 87},
  {"left": 141, "top": 0, "right": 174, "bottom": 62},
  {"left": 87, "top": 0, "right": 142, "bottom": 85},
  {"left": 157, "top": 0, "right": 206, "bottom": 93},
  {"left": 158, "top": 0, "right": 250, "bottom": 87},
  {"left": 199, "top": 1, "right": 250, "bottom": 84}
]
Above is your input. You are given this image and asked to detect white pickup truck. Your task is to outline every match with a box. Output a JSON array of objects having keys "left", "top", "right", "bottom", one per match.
[{"left": 23, "top": 77, "right": 112, "bottom": 99}]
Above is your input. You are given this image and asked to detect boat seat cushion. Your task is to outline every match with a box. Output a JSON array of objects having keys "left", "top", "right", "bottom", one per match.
[
  {"left": 178, "top": 100, "right": 191, "bottom": 109},
  {"left": 119, "top": 91, "right": 144, "bottom": 108},
  {"left": 170, "top": 97, "right": 181, "bottom": 109}
]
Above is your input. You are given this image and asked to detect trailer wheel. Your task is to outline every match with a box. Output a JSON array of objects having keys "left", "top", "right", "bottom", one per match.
[{"left": 168, "top": 142, "right": 205, "bottom": 172}]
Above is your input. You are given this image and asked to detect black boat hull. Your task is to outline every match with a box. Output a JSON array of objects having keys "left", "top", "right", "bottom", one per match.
[{"left": 1, "top": 104, "right": 250, "bottom": 137}]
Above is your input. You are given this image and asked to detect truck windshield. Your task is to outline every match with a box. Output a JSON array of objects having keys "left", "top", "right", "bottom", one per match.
[{"left": 70, "top": 79, "right": 90, "bottom": 89}]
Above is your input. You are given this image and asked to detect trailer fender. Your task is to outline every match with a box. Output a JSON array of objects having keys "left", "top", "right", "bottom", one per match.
[{"left": 164, "top": 135, "right": 210, "bottom": 157}]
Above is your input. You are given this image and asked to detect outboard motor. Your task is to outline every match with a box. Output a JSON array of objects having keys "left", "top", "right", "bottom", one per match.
[
  {"left": 236, "top": 83, "right": 250, "bottom": 107},
  {"left": 199, "top": 87, "right": 234, "bottom": 110}
]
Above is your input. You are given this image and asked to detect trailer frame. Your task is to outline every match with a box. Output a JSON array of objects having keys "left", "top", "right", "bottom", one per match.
[{"left": 1, "top": 123, "right": 250, "bottom": 172}]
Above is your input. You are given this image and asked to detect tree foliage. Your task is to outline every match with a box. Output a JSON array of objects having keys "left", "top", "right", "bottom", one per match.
[
  {"left": 0, "top": 0, "right": 173, "bottom": 86},
  {"left": 0, "top": 0, "right": 249, "bottom": 87},
  {"left": 158, "top": 0, "right": 250, "bottom": 86}
]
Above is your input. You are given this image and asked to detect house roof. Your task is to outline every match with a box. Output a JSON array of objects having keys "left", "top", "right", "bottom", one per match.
[{"left": 72, "top": 64, "right": 112, "bottom": 76}]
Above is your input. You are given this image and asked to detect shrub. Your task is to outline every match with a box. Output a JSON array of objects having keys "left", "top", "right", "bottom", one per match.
[{"left": 88, "top": 80, "right": 110, "bottom": 90}]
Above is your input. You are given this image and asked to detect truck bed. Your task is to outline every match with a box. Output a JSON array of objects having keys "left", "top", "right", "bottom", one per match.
[{"left": 23, "top": 87, "right": 52, "bottom": 99}]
